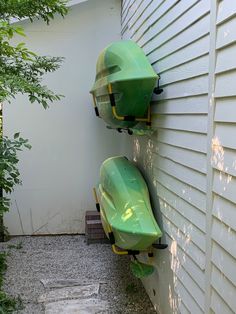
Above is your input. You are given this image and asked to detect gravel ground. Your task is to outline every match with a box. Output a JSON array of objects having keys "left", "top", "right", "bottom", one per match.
[{"left": 0, "top": 235, "right": 156, "bottom": 313}]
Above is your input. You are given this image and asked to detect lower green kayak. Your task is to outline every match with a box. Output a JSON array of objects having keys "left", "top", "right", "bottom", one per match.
[{"left": 96, "top": 156, "right": 162, "bottom": 251}]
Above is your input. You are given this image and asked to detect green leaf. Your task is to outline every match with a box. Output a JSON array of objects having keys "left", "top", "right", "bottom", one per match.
[
  {"left": 14, "top": 27, "right": 26, "bottom": 37},
  {"left": 24, "top": 144, "right": 32, "bottom": 149},
  {"left": 16, "top": 42, "right": 25, "bottom": 49},
  {"left": 42, "top": 100, "right": 48, "bottom": 109},
  {"left": 13, "top": 132, "right": 20, "bottom": 139}
]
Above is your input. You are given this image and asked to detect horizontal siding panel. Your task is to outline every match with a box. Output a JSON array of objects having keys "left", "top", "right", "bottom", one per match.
[
  {"left": 122, "top": 0, "right": 142, "bottom": 32},
  {"left": 175, "top": 280, "right": 203, "bottom": 314},
  {"left": 155, "top": 0, "right": 202, "bottom": 39},
  {"left": 163, "top": 216, "right": 205, "bottom": 270},
  {"left": 147, "top": 14, "right": 210, "bottom": 64},
  {"left": 121, "top": 0, "right": 131, "bottom": 14},
  {"left": 212, "top": 146, "right": 236, "bottom": 177},
  {"left": 215, "top": 43, "right": 236, "bottom": 74},
  {"left": 152, "top": 114, "right": 208, "bottom": 133},
  {"left": 174, "top": 265, "right": 205, "bottom": 311},
  {"left": 121, "top": 0, "right": 132, "bottom": 25},
  {"left": 121, "top": 0, "right": 135, "bottom": 24},
  {"left": 152, "top": 95, "right": 208, "bottom": 115},
  {"left": 139, "top": 0, "right": 200, "bottom": 48},
  {"left": 155, "top": 143, "right": 207, "bottom": 173},
  {"left": 213, "top": 194, "right": 236, "bottom": 231},
  {"left": 178, "top": 303, "right": 190, "bottom": 314},
  {"left": 159, "top": 198, "right": 206, "bottom": 250},
  {"left": 213, "top": 170, "right": 236, "bottom": 204},
  {"left": 131, "top": 0, "right": 166, "bottom": 42},
  {"left": 215, "top": 70, "right": 236, "bottom": 97},
  {"left": 159, "top": 55, "right": 209, "bottom": 85},
  {"left": 216, "top": 16, "right": 236, "bottom": 49},
  {"left": 142, "top": 0, "right": 210, "bottom": 54},
  {"left": 214, "top": 98, "right": 236, "bottom": 122},
  {"left": 122, "top": 28, "right": 132, "bottom": 40},
  {"left": 121, "top": 0, "right": 129, "bottom": 15},
  {"left": 154, "top": 168, "right": 206, "bottom": 212},
  {"left": 157, "top": 129, "right": 207, "bottom": 153},
  {"left": 132, "top": 0, "right": 180, "bottom": 43},
  {"left": 156, "top": 182, "right": 206, "bottom": 232},
  {"left": 211, "top": 288, "right": 234, "bottom": 314},
  {"left": 214, "top": 123, "right": 236, "bottom": 150},
  {"left": 212, "top": 217, "right": 236, "bottom": 259},
  {"left": 217, "top": 0, "right": 236, "bottom": 25},
  {"left": 179, "top": 255, "right": 205, "bottom": 294},
  {"left": 126, "top": 0, "right": 153, "bottom": 33},
  {"left": 211, "top": 265, "right": 236, "bottom": 312},
  {"left": 153, "top": 35, "right": 210, "bottom": 73},
  {"left": 212, "top": 241, "right": 236, "bottom": 287},
  {"left": 154, "top": 75, "right": 208, "bottom": 101},
  {"left": 166, "top": 234, "right": 205, "bottom": 290},
  {"left": 155, "top": 155, "right": 207, "bottom": 193}
]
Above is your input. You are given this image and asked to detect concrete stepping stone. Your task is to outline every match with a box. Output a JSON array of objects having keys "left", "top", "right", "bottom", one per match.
[
  {"left": 41, "top": 279, "right": 91, "bottom": 289},
  {"left": 44, "top": 298, "right": 109, "bottom": 314},
  {"left": 40, "top": 279, "right": 107, "bottom": 289},
  {"left": 38, "top": 284, "right": 100, "bottom": 303},
  {"left": 39, "top": 280, "right": 109, "bottom": 313}
]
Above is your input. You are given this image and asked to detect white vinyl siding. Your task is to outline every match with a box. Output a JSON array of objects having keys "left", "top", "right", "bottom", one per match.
[
  {"left": 122, "top": 0, "right": 236, "bottom": 313},
  {"left": 210, "top": 1, "right": 236, "bottom": 312}
]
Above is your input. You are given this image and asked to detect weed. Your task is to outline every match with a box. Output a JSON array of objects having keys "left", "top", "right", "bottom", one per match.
[
  {"left": 0, "top": 292, "right": 23, "bottom": 313},
  {"left": 7, "top": 242, "right": 23, "bottom": 250},
  {"left": 125, "top": 283, "right": 138, "bottom": 294},
  {"left": 0, "top": 252, "right": 23, "bottom": 313},
  {"left": 0, "top": 252, "right": 7, "bottom": 287}
]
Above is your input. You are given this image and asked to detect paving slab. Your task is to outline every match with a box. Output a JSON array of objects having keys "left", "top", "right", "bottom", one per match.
[
  {"left": 45, "top": 298, "right": 109, "bottom": 314},
  {"left": 40, "top": 279, "right": 107, "bottom": 289},
  {"left": 38, "top": 284, "right": 100, "bottom": 303}
]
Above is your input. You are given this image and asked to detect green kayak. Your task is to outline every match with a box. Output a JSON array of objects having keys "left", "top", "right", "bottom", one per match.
[
  {"left": 90, "top": 40, "right": 158, "bottom": 129},
  {"left": 96, "top": 156, "right": 162, "bottom": 251}
]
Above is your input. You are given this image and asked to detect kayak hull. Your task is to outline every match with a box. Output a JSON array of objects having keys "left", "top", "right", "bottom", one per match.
[
  {"left": 96, "top": 156, "right": 162, "bottom": 251},
  {"left": 90, "top": 40, "right": 158, "bottom": 129}
]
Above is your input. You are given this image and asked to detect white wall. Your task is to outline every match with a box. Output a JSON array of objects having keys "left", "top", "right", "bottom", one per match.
[
  {"left": 4, "top": 0, "right": 132, "bottom": 235},
  {"left": 122, "top": 0, "right": 236, "bottom": 313}
]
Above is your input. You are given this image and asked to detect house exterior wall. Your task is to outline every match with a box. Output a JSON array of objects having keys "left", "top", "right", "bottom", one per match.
[
  {"left": 4, "top": 0, "right": 132, "bottom": 235},
  {"left": 122, "top": 1, "right": 236, "bottom": 313}
]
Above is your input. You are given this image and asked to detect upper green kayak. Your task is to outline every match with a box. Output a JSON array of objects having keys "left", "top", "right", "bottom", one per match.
[
  {"left": 97, "top": 156, "right": 162, "bottom": 250},
  {"left": 90, "top": 40, "right": 158, "bottom": 129}
]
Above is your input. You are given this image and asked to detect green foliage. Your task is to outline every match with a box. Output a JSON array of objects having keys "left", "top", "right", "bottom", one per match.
[
  {"left": 0, "top": 0, "right": 68, "bottom": 237},
  {"left": 0, "top": 134, "right": 31, "bottom": 216},
  {"left": 0, "top": 21, "right": 64, "bottom": 108},
  {"left": 0, "top": 0, "right": 68, "bottom": 24},
  {"left": 0, "top": 253, "right": 7, "bottom": 287},
  {"left": 0, "top": 292, "right": 23, "bottom": 314},
  {"left": 125, "top": 283, "right": 138, "bottom": 294},
  {"left": 0, "top": 252, "right": 23, "bottom": 313},
  {"left": 7, "top": 242, "right": 23, "bottom": 250},
  {"left": 130, "top": 259, "right": 155, "bottom": 278},
  {"left": 0, "top": 0, "right": 68, "bottom": 108},
  {"left": 0, "top": 134, "right": 31, "bottom": 194}
]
